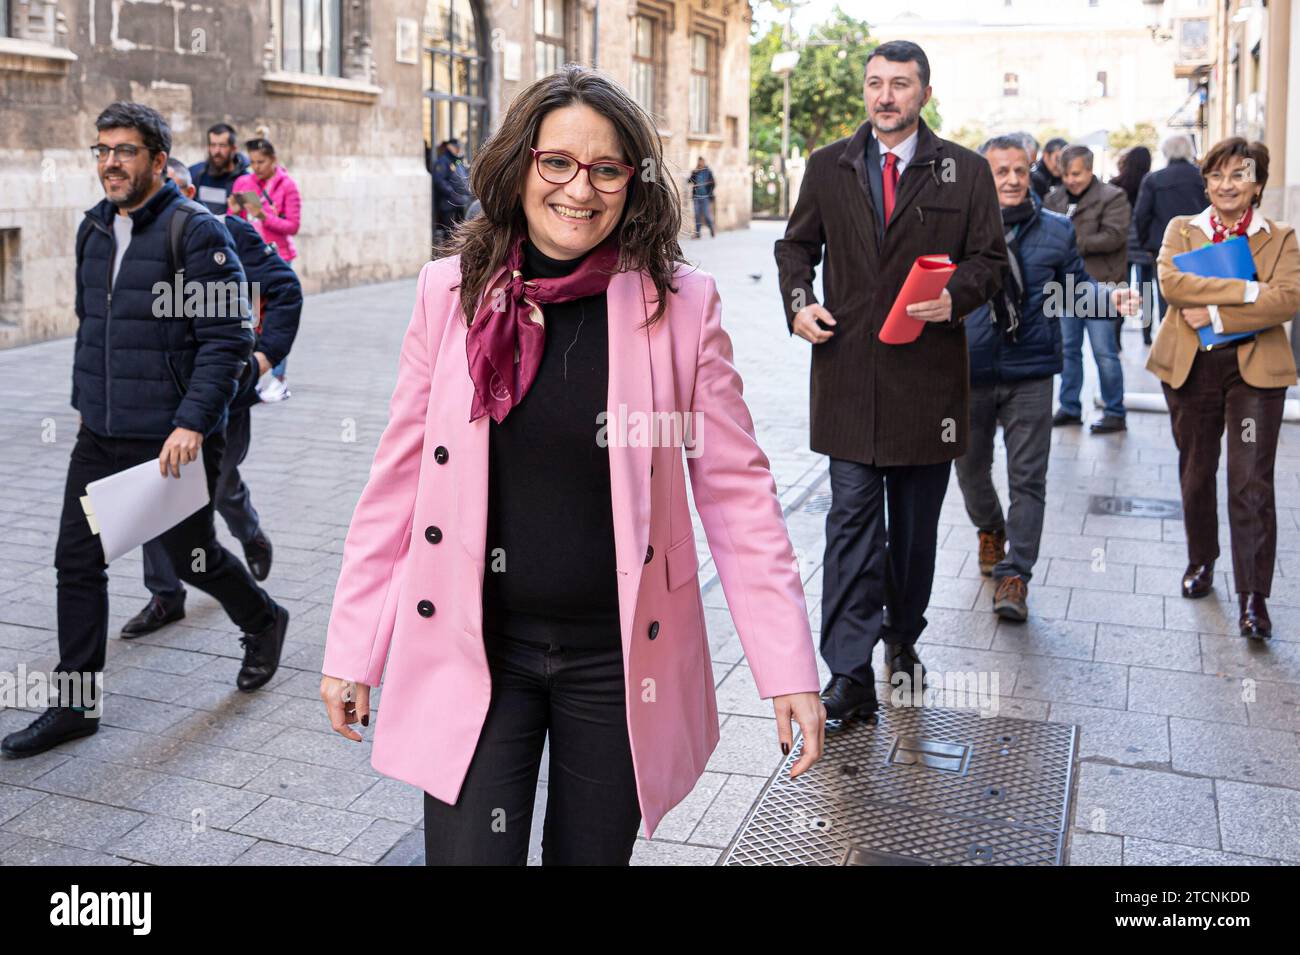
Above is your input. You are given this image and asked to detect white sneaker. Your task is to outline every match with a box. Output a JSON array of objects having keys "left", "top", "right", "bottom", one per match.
[{"left": 257, "top": 374, "right": 291, "bottom": 403}]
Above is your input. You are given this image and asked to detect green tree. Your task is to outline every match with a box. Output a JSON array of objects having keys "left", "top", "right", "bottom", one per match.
[{"left": 1109, "top": 122, "right": 1158, "bottom": 153}]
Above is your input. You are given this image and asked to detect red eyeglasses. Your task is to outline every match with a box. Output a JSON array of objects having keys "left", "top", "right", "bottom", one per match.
[{"left": 530, "top": 148, "right": 636, "bottom": 194}]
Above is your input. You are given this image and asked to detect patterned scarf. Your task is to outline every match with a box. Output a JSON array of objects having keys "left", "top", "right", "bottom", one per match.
[
  {"left": 465, "top": 234, "right": 620, "bottom": 423},
  {"left": 1210, "top": 206, "right": 1253, "bottom": 243}
]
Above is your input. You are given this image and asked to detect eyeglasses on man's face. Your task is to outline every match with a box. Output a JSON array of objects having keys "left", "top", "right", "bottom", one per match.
[
  {"left": 530, "top": 148, "right": 635, "bottom": 194},
  {"left": 90, "top": 143, "right": 147, "bottom": 163}
]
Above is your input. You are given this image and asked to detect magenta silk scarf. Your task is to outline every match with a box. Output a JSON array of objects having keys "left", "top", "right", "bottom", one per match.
[{"left": 466, "top": 234, "right": 620, "bottom": 423}]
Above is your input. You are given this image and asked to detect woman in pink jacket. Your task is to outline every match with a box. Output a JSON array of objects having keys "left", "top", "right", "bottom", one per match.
[
  {"left": 232, "top": 134, "right": 300, "bottom": 393},
  {"left": 319, "top": 65, "right": 823, "bottom": 866}
]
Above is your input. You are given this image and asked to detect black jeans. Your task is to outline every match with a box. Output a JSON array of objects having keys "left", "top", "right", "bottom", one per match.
[
  {"left": 142, "top": 406, "right": 261, "bottom": 600},
  {"left": 55, "top": 424, "right": 277, "bottom": 680},
  {"left": 423, "top": 629, "right": 641, "bottom": 865},
  {"left": 820, "top": 457, "right": 952, "bottom": 687}
]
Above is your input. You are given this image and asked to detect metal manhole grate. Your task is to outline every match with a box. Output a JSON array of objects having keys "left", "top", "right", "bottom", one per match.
[
  {"left": 721, "top": 706, "right": 1077, "bottom": 866},
  {"left": 802, "top": 492, "right": 833, "bottom": 514},
  {"left": 1088, "top": 495, "right": 1183, "bottom": 520}
]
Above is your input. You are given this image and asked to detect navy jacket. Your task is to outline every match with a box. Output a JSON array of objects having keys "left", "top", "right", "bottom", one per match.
[
  {"left": 220, "top": 214, "right": 302, "bottom": 411},
  {"left": 432, "top": 153, "right": 471, "bottom": 215},
  {"left": 189, "top": 153, "right": 251, "bottom": 215},
  {"left": 74, "top": 180, "right": 253, "bottom": 440},
  {"left": 1134, "top": 159, "right": 1207, "bottom": 255},
  {"left": 966, "top": 197, "right": 1104, "bottom": 387}
]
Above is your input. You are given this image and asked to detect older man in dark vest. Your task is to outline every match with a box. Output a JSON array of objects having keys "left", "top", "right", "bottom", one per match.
[{"left": 775, "top": 40, "right": 1006, "bottom": 727}]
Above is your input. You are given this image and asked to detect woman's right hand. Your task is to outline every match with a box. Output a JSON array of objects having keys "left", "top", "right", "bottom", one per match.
[{"left": 321, "top": 675, "right": 371, "bottom": 742}]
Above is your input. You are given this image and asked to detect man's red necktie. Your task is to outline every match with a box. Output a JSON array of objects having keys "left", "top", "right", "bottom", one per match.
[{"left": 883, "top": 152, "right": 899, "bottom": 223}]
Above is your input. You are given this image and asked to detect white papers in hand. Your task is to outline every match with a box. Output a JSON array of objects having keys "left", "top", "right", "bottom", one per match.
[{"left": 82, "top": 451, "right": 210, "bottom": 563}]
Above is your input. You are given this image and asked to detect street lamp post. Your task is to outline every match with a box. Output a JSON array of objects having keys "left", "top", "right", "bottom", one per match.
[{"left": 771, "top": 48, "right": 800, "bottom": 218}]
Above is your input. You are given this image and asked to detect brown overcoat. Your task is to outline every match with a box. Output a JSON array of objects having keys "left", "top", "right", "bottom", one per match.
[{"left": 774, "top": 120, "right": 1006, "bottom": 466}]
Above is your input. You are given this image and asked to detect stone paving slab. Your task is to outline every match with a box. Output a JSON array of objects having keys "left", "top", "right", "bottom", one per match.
[{"left": 0, "top": 222, "right": 1296, "bottom": 865}]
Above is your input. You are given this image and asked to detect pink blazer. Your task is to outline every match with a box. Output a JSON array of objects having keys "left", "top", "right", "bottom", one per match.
[
  {"left": 232, "top": 166, "right": 300, "bottom": 261},
  {"left": 322, "top": 255, "right": 820, "bottom": 836}
]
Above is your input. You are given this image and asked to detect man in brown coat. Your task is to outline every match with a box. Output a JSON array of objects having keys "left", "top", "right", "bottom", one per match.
[
  {"left": 774, "top": 40, "right": 1006, "bottom": 728},
  {"left": 1043, "top": 144, "right": 1130, "bottom": 433}
]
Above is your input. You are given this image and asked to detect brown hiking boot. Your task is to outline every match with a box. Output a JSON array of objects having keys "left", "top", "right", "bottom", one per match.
[
  {"left": 977, "top": 530, "right": 1007, "bottom": 576},
  {"left": 993, "top": 575, "right": 1029, "bottom": 622}
]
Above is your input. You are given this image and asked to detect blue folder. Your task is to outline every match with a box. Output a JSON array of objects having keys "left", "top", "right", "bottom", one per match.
[{"left": 1171, "top": 235, "right": 1258, "bottom": 349}]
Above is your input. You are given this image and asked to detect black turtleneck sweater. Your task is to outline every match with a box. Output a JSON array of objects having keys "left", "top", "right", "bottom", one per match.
[{"left": 481, "top": 240, "right": 621, "bottom": 648}]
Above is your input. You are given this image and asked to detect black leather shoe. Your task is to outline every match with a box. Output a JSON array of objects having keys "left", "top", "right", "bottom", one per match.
[
  {"left": 1, "top": 706, "right": 98, "bottom": 758},
  {"left": 242, "top": 532, "right": 273, "bottom": 582},
  {"left": 1181, "top": 562, "right": 1215, "bottom": 599},
  {"left": 1239, "top": 593, "right": 1272, "bottom": 640},
  {"left": 1052, "top": 410, "right": 1083, "bottom": 427},
  {"left": 1089, "top": 416, "right": 1127, "bottom": 434},
  {"left": 237, "top": 603, "right": 289, "bottom": 691},
  {"left": 120, "top": 593, "right": 185, "bottom": 638},
  {"left": 820, "top": 675, "right": 877, "bottom": 732},
  {"left": 885, "top": 642, "right": 927, "bottom": 691}
]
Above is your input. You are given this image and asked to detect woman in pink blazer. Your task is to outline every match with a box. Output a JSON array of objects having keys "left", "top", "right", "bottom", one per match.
[{"left": 319, "top": 65, "right": 823, "bottom": 865}]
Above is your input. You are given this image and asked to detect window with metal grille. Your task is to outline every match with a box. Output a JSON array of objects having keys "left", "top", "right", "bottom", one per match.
[
  {"left": 534, "top": 0, "right": 566, "bottom": 79},
  {"left": 281, "top": 0, "right": 342, "bottom": 76},
  {"left": 689, "top": 31, "right": 717, "bottom": 135}
]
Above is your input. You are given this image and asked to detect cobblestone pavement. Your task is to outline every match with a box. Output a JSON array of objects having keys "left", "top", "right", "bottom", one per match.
[{"left": 1, "top": 221, "right": 1297, "bottom": 866}]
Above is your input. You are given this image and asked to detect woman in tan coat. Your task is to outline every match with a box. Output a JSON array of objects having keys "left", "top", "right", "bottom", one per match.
[{"left": 1147, "top": 138, "right": 1299, "bottom": 639}]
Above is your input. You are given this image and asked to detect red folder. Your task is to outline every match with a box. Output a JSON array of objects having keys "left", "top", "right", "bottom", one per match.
[{"left": 879, "top": 254, "right": 957, "bottom": 345}]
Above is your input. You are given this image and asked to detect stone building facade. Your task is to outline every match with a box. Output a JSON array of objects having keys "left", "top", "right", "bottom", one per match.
[{"left": 0, "top": 0, "right": 752, "bottom": 348}]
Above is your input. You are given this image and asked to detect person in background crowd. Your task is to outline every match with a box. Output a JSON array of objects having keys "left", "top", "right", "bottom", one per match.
[
  {"left": 319, "top": 65, "right": 823, "bottom": 864},
  {"left": 1012, "top": 131, "right": 1039, "bottom": 167},
  {"left": 1030, "top": 137, "right": 1067, "bottom": 199},
  {"left": 687, "top": 156, "right": 717, "bottom": 239},
  {"left": 1135, "top": 135, "right": 1208, "bottom": 342},
  {"left": 959, "top": 136, "right": 1136, "bottom": 622},
  {"left": 1111, "top": 144, "right": 1153, "bottom": 349},
  {"left": 1045, "top": 144, "right": 1130, "bottom": 434},
  {"left": 1, "top": 103, "right": 289, "bottom": 760},
  {"left": 775, "top": 40, "right": 1006, "bottom": 728},
  {"left": 189, "top": 122, "right": 249, "bottom": 215},
  {"left": 232, "top": 132, "right": 301, "bottom": 400},
  {"left": 1147, "top": 138, "right": 1299, "bottom": 640},
  {"left": 121, "top": 159, "right": 303, "bottom": 638},
  {"left": 433, "top": 138, "right": 472, "bottom": 241}
]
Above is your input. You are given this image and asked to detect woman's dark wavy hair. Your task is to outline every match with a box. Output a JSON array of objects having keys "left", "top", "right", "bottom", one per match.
[{"left": 438, "top": 64, "right": 685, "bottom": 326}]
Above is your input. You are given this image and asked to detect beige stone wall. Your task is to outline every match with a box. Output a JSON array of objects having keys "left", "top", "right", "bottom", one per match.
[
  {"left": 483, "top": 0, "right": 751, "bottom": 235},
  {"left": 0, "top": 0, "right": 751, "bottom": 348}
]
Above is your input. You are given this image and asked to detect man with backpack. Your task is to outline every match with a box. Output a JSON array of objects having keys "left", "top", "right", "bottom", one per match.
[
  {"left": 1, "top": 103, "right": 290, "bottom": 759},
  {"left": 118, "top": 158, "right": 302, "bottom": 638}
]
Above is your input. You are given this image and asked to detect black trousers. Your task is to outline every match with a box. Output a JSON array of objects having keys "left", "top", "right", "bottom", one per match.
[
  {"left": 423, "top": 629, "right": 641, "bottom": 866},
  {"left": 143, "top": 406, "right": 261, "bottom": 599},
  {"left": 1163, "top": 346, "right": 1287, "bottom": 595},
  {"left": 55, "top": 424, "right": 277, "bottom": 679},
  {"left": 820, "top": 457, "right": 952, "bottom": 687}
]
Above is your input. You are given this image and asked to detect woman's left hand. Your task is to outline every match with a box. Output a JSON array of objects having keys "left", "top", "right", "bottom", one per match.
[
  {"left": 772, "top": 691, "right": 826, "bottom": 779},
  {"left": 1183, "top": 306, "right": 1212, "bottom": 329}
]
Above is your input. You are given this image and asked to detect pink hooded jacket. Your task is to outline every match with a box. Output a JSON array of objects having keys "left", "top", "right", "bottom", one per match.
[{"left": 232, "top": 165, "right": 301, "bottom": 262}]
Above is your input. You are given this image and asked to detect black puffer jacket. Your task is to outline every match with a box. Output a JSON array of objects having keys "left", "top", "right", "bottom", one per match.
[{"left": 74, "top": 180, "right": 253, "bottom": 439}]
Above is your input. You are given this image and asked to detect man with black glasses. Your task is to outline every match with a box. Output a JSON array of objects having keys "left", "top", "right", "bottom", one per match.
[{"left": 1, "top": 103, "right": 289, "bottom": 760}]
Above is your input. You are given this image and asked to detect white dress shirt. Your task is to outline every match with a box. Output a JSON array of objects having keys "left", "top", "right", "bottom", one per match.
[{"left": 872, "top": 127, "right": 919, "bottom": 177}]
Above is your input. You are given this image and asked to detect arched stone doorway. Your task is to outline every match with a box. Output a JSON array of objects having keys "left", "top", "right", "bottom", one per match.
[{"left": 423, "top": 0, "right": 489, "bottom": 240}]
